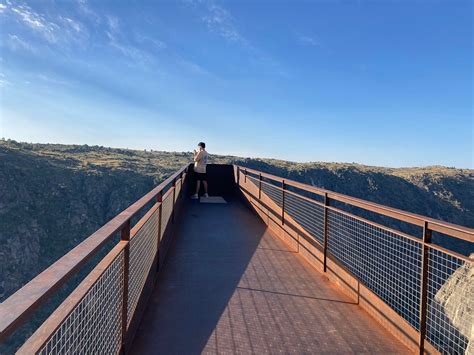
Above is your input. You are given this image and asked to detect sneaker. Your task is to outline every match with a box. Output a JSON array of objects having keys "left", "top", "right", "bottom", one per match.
[
  {"left": 203, "top": 193, "right": 209, "bottom": 198},
  {"left": 191, "top": 194, "right": 199, "bottom": 199}
]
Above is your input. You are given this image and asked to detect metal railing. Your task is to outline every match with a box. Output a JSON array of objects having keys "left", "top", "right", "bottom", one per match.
[
  {"left": 0, "top": 164, "right": 189, "bottom": 354},
  {"left": 235, "top": 165, "right": 473, "bottom": 355},
  {"left": 1, "top": 163, "right": 472, "bottom": 354}
]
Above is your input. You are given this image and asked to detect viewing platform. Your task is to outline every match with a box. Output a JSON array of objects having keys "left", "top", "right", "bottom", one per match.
[
  {"left": 131, "top": 196, "right": 405, "bottom": 354},
  {"left": 0, "top": 164, "right": 472, "bottom": 354}
]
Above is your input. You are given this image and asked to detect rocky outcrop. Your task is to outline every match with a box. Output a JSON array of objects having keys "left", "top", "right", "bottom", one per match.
[{"left": 429, "top": 254, "right": 473, "bottom": 354}]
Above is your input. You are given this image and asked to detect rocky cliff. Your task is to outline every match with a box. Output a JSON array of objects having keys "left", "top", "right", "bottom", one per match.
[
  {"left": 429, "top": 254, "right": 473, "bottom": 354},
  {"left": 0, "top": 140, "right": 473, "bottom": 354},
  {"left": 1, "top": 140, "right": 473, "bottom": 301}
]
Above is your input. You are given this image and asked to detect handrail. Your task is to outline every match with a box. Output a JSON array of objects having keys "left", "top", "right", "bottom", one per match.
[
  {"left": 16, "top": 241, "right": 128, "bottom": 354},
  {"left": 0, "top": 164, "right": 189, "bottom": 342},
  {"left": 235, "top": 164, "right": 473, "bottom": 355},
  {"left": 235, "top": 165, "right": 474, "bottom": 243}
]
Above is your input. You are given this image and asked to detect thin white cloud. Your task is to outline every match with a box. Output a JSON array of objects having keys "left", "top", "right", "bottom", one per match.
[
  {"left": 110, "top": 40, "right": 152, "bottom": 65},
  {"left": 0, "top": 73, "right": 10, "bottom": 87},
  {"left": 37, "top": 74, "right": 72, "bottom": 87},
  {"left": 10, "top": 4, "right": 59, "bottom": 43},
  {"left": 178, "top": 57, "right": 210, "bottom": 76},
  {"left": 106, "top": 15, "right": 120, "bottom": 33},
  {"left": 184, "top": 0, "right": 248, "bottom": 45},
  {"left": 298, "top": 34, "right": 321, "bottom": 47},
  {"left": 2, "top": 2, "right": 91, "bottom": 49},
  {"left": 59, "top": 16, "right": 83, "bottom": 33},
  {"left": 184, "top": 0, "right": 287, "bottom": 76},
  {"left": 0, "top": 3, "right": 7, "bottom": 12},
  {"left": 105, "top": 16, "right": 154, "bottom": 66},
  {"left": 56, "top": 15, "right": 90, "bottom": 48},
  {"left": 201, "top": 2, "right": 246, "bottom": 44},
  {"left": 135, "top": 34, "right": 167, "bottom": 51},
  {"left": 5, "top": 34, "right": 37, "bottom": 53},
  {"left": 76, "top": 0, "right": 101, "bottom": 24}
]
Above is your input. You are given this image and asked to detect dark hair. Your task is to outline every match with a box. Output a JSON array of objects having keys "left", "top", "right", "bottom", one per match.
[{"left": 198, "top": 142, "right": 205, "bottom": 149}]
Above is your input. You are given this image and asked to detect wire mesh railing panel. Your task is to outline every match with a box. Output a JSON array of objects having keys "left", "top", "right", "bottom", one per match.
[
  {"left": 247, "top": 175, "right": 259, "bottom": 189},
  {"left": 426, "top": 248, "right": 472, "bottom": 354},
  {"left": 127, "top": 208, "right": 159, "bottom": 323},
  {"left": 161, "top": 193, "right": 174, "bottom": 240},
  {"left": 38, "top": 251, "right": 124, "bottom": 355},
  {"left": 284, "top": 193, "right": 325, "bottom": 245},
  {"left": 261, "top": 182, "right": 282, "bottom": 207},
  {"left": 236, "top": 165, "right": 474, "bottom": 353},
  {"left": 246, "top": 175, "right": 283, "bottom": 208},
  {"left": 245, "top": 171, "right": 260, "bottom": 181},
  {"left": 327, "top": 209, "right": 423, "bottom": 329}
]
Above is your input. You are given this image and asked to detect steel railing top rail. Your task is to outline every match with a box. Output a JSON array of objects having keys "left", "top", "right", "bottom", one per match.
[
  {"left": 234, "top": 165, "right": 474, "bottom": 243},
  {"left": 235, "top": 164, "right": 472, "bottom": 354},
  {"left": 0, "top": 164, "right": 190, "bottom": 342},
  {"left": 16, "top": 240, "right": 128, "bottom": 354}
]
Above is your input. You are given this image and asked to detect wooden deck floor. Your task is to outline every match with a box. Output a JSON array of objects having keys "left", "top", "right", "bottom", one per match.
[{"left": 131, "top": 198, "right": 409, "bottom": 354}]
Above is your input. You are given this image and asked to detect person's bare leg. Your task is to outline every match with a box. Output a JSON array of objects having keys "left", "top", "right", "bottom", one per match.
[
  {"left": 203, "top": 181, "right": 208, "bottom": 194},
  {"left": 195, "top": 180, "right": 201, "bottom": 195}
]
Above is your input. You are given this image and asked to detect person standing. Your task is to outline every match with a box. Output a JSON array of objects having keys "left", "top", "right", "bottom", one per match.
[{"left": 191, "top": 142, "right": 209, "bottom": 199}]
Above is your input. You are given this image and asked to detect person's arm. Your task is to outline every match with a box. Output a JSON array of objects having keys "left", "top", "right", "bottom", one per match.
[{"left": 194, "top": 150, "right": 203, "bottom": 162}]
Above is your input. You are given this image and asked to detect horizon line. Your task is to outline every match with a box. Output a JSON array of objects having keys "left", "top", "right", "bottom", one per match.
[{"left": 2, "top": 137, "right": 472, "bottom": 171}]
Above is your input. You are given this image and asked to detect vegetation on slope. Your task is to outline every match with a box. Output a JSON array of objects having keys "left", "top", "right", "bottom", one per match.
[
  {"left": 0, "top": 139, "right": 472, "bottom": 353},
  {"left": 1, "top": 139, "right": 472, "bottom": 302}
]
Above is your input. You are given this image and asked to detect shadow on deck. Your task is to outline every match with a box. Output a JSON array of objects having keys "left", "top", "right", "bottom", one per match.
[{"left": 130, "top": 194, "right": 408, "bottom": 354}]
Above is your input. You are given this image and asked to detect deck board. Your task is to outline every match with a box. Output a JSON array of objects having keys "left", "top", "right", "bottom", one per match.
[{"left": 131, "top": 198, "right": 409, "bottom": 354}]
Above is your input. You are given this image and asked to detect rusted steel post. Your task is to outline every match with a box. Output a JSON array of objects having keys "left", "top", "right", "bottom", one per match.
[
  {"left": 156, "top": 190, "right": 163, "bottom": 203},
  {"left": 323, "top": 193, "right": 329, "bottom": 272},
  {"left": 120, "top": 220, "right": 131, "bottom": 353},
  {"left": 179, "top": 172, "right": 183, "bottom": 199},
  {"left": 156, "top": 192, "right": 163, "bottom": 274},
  {"left": 418, "top": 221, "right": 432, "bottom": 355},
  {"left": 281, "top": 180, "right": 286, "bottom": 225},
  {"left": 237, "top": 166, "right": 240, "bottom": 186},
  {"left": 156, "top": 191, "right": 163, "bottom": 245},
  {"left": 171, "top": 178, "right": 176, "bottom": 224},
  {"left": 244, "top": 169, "right": 247, "bottom": 183},
  {"left": 258, "top": 173, "right": 262, "bottom": 200}
]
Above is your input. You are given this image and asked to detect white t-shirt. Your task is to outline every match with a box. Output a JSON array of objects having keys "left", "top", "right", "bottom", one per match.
[{"left": 194, "top": 149, "right": 208, "bottom": 173}]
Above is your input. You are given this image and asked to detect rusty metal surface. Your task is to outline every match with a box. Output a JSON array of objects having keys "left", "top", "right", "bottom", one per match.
[
  {"left": 234, "top": 165, "right": 474, "bottom": 243},
  {"left": 127, "top": 207, "right": 159, "bottom": 323},
  {"left": 130, "top": 202, "right": 160, "bottom": 238},
  {"left": 131, "top": 198, "right": 408, "bottom": 354},
  {"left": 17, "top": 241, "right": 127, "bottom": 354},
  {"left": 18, "top": 170, "right": 188, "bottom": 354},
  {"left": 238, "top": 168, "right": 473, "bottom": 264},
  {"left": 419, "top": 222, "right": 432, "bottom": 355},
  {"left": 2, "top": 163, "right": 472, "bottom": 354},
  {"left": 120, "top": 220, "right": 131, "bottom": 353},
  {"left": 238, "top": 167, "right": 472, "bottom": 355},
  {"left": 0, "top": 164, "right": 189, "bottom": 342}
]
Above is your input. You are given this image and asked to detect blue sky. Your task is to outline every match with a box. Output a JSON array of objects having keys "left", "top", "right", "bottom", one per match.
[{"left": 0, "top": 0, "right": 472, "bottom": 167}]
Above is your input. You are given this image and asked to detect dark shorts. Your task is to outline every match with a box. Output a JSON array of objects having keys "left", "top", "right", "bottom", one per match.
[{"left": 195, "top": 172, "right": 207, "bottom": 181}]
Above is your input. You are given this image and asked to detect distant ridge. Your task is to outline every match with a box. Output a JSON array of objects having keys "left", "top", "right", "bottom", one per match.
[{"left": 0, "top": 139, "right": 472, "bottom": 303}]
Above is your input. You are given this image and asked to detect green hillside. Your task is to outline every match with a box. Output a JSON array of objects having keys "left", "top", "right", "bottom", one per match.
[{"left": 1, "top": 139, "right": 472, "bottom": 303}]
